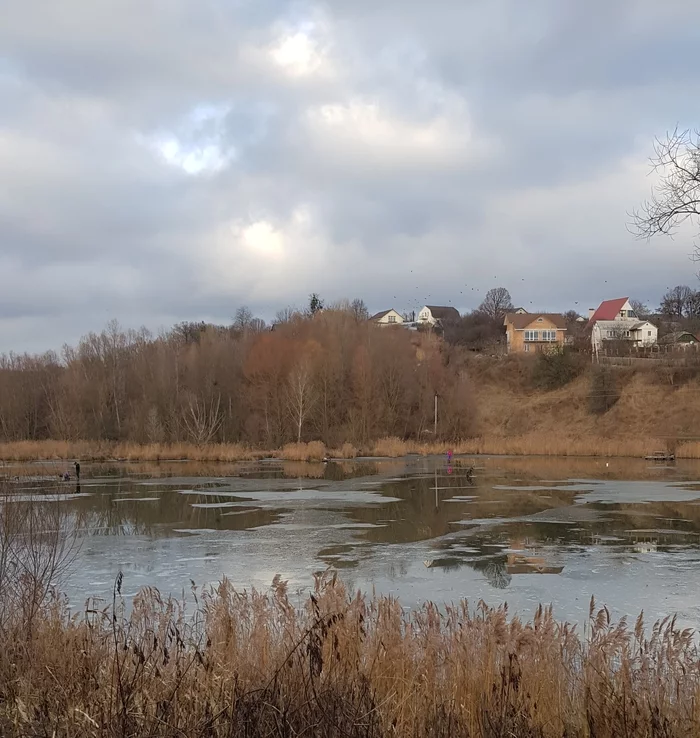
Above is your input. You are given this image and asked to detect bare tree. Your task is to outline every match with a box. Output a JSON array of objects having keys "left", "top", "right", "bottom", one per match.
[
  {"left": 233, "top": 306, "right": 254, "bottom": 330},
  {"left": 233, "top": 306, "right": 266, "bottom": 334},
  {"left": 274, "top": 307, "right": 301, "bottom": 325},
  {"left": 0, "top": 481, "right": 78, "bottom": 635},
  {"left": 629, "top": 299, "right": 650, "bottom": 318},
  {"left": 286, "top": 359, "right": 316, "bottom": 443},
  {"left": 478, "top": 287, "right": 514, "bottom": 320},
  {"left": 181, "top": 394, "right": 223, "bottom": 445},
  {"left": 350, "top": 298, "right": 369, "bottom": 323},
  {"left": 686, "top": 291, "right": 700, "bottom": 318},
  {"left": 659, "top": 285, "right": 694, "bottom": 317},
  {"left": 632, "top": 128, "right": 700, "bottom": 261}
]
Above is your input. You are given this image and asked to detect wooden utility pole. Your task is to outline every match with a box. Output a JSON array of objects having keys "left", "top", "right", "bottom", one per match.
[{"left": 434, "top": 393, "right": 438, "bottom": 438}]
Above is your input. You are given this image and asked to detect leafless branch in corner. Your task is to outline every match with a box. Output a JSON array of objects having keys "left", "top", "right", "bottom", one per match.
[{"left": 631, "top": 128, "right": 700, "bottom": 263}]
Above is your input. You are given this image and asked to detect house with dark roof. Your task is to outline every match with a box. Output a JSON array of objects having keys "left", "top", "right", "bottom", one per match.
[
  {"left": 503, "top": 312, "right": 567, "bottom": 353},
  {"left": 588, "top": 297, "right": 657, "bottom": 352},
  {"left": 658, "top": 331, "right": 699, "bottom": 346},
  {"left": 370, "top": 308, "right": 404, "bottom": 326},
  {"left": 417, "top": 305, "right": 460, "bottom": 327}
]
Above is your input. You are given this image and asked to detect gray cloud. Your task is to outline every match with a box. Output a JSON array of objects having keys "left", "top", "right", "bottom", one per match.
[{"left": 1, "top": 0, "right": 699, "bottom": 352}]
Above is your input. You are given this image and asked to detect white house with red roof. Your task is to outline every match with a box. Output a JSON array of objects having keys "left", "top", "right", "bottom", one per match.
[{"left": 588, "top": 297, "right": 657, "bottom": 352}]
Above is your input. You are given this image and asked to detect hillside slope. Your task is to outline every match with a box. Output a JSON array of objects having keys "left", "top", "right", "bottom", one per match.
[{"left": 469, "top": 357, "right": 700, "bottom": 455}]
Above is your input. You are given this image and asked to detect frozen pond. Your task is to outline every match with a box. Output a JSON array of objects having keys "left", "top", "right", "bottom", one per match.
[{"left": 6, "top": 455, "right": 700, "bottom": 626}]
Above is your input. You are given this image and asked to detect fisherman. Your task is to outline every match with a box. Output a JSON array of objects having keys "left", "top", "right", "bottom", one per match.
[{"left": 74, "top": 460, "right": 81, "bottom": 481}]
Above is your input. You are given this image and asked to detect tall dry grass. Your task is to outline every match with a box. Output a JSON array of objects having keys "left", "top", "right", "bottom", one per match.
[
  {"left": 1, "top": 570, "right": 700, "bottom": 737},
  {"left": 0, "top": 440, "right": 264, "bottom": 463},
  {"left": 3, "top": 434, "right": 700, "bottom": 465},
  {"left": 279, "top": 441, "right": 326, "bottom": 461}
]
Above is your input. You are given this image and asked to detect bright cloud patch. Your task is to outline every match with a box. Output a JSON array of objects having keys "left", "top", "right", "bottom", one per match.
[
  {"left": 155, "top": 137, "right": 228, "bottom": 175},
  {"left": 305, "top": 98, "right": 483, "bottom": 166},
  {"left": 141, "top": 103, "right": 233, "bottom": 175},
  {"left": 240, "top": 220, "right": 286, "bottom": 259},
  {"left": 271, "top": 32, "right": 322, "bottom": 76}
]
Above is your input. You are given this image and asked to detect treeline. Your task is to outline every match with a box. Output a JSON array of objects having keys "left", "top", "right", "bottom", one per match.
[{"left": 0, "top": 307, "right": 476, "bottom": 447}]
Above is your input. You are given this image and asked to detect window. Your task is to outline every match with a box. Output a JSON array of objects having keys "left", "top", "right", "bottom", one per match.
[
  {"left": 524, "top": 344, "right": 530, "bottom": 352},
  {"left": 388, "top": 315, "right": 396, "bottom": 323},
  {"left": 537, "top": 317, "right": 543, "bottom": 322},
  {"left": 647, "top": 330, "right": 651, "bottom": 337},
  {"left": 540, "top": 330, "right": 556, "bottom": 341},
  {"left": 524, "top": 330, "right": 539, "bottom": 341}
]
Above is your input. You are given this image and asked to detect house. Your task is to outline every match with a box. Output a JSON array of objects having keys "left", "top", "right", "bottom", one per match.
[
  {"left": 659, "top": 331, "right": 699, "bottom": 346},
  {"left": 417, "top": 305, "right": 460, "bottom": 327},
  {"left": 588, "top": 297, "right": 657, "bottom": 352},
  {"left": 370, "top": 309, "right": 404, "bottom": 326},
  {"left": 503, "top": 312, "right": 567, "bottom": 353}
]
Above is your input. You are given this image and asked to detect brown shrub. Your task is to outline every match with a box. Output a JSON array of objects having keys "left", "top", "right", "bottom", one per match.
[{"left": 279, "top": 441, "right": 327, "bottom": 461}]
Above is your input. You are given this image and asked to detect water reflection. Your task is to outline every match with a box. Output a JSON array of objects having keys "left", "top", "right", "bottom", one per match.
[{"left": 5, "top": 456, "right": 700, "bottom": 623}]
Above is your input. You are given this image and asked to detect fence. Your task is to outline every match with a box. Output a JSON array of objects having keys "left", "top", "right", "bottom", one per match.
[{"left": 595, "top": 343, "right": 700, "bottom": 367}]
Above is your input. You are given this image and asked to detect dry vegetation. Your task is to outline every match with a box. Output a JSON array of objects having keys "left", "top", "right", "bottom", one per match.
[
  {"left": 3, "top": 312, "right": 700, "bottom": 463},
  {"left": 2, "top": 479, "right": 700, "bottom": 736},
  {"left": 3, "top": 572, "right": 700, "bottom": 737}
]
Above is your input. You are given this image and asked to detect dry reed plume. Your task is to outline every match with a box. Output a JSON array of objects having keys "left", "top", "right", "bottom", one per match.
[
  {"left": 1, "top": 479, "right": 700, "bottom": 737},
  {"left": 1, "top": 572, "right": 700, "bottom": 737},
  {"left": 279, "top": 440, "right": 326, "bottom": 461}
]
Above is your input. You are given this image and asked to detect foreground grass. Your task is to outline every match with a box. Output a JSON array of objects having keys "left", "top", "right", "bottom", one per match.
[
  {"left": 1, "top": 434, "right": 700, "bottom": 464},
  {"left": 1, "top": 574, "right": 699, "bottom": 737}
]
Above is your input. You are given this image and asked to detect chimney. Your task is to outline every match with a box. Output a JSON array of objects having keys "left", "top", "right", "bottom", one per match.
[{"left": 588, "top": 308, "right": 595, "bottom": 320}]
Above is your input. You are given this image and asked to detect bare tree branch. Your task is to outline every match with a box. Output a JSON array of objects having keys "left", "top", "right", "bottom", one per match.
[{"left": 631, "top": 128, "right": 700, "bottom": 264}]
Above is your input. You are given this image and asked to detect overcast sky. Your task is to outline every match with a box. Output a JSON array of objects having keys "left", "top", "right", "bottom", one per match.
[{"left": 2, "top": 0, "right": 700, "bottom": 353}]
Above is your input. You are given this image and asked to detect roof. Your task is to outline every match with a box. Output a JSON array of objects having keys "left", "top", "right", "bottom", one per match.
[
  {"left": 370, "top": 309, "right": 394, "bottom": 321},
  {"left": 593, "top": 319, "right": 655, "bottom": 333},
  {"left": 504, "top": 312, "right": 567, "bottom": 330},
  {"left": 589, "top": 297, "right": 629, "bottom": 323},
  {"left": 659, "top": 331, "right": 698, "bottom": 344},
  {"left": 370, "top": 308, "right": 393, "bottom": 320},
  {"left": 424, "top": 305, "right": 460, "bottom": 321}
]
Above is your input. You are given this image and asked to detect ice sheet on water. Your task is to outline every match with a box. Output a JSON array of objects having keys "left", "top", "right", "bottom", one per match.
[
  {"left": 179, "top": 488, "right": 401, "bottom": 505},
  {"left": 113, "top": 497, "right": 160, "bottom": 502},
  {"left": 576, "top": 480, "right": 700, "bottom": 504},
  {"left": 5, "top": 493, "right": 93, "bottom": 502}
]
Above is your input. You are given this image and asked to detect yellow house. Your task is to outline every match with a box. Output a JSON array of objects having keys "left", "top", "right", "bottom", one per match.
[{"left": 503, "top": 312, "right": 567, "bottom": 353}]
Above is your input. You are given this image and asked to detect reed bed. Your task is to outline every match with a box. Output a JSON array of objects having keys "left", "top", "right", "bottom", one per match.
[
  {"left": 279, "top": 441, "right": 326, "bottom": 461},
  {"left": 2, "top": 435, "right": 700, "bottom": 465},
  {"left": 0, "top": 440, "right": 264, "bottom": 463},
  {"left": 1, "top": 572, "right": 700, "bottom": 737}
]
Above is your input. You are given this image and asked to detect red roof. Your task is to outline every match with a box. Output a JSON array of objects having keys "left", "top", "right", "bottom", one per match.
[{"left": 589, "top": 297, "right": 629, "bottom": 323}]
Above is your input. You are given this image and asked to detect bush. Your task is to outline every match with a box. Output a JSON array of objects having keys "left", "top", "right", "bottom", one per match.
[
  {"left": 531, "top": 348, "right": 583, "bottom": 390},
  {"left": 588, "top": 367, "right": 620, "bottom": 414},
  {"left": 279, "top": 441, "right": 326, "bottom": 461}
]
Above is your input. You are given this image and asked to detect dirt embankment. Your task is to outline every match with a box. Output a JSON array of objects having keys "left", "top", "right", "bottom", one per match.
[{"left": 468, "top": 355, "right": 700, "bottom": 456}]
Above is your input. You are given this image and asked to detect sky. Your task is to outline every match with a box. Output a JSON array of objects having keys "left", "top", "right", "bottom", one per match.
[{"left": 2, "top": 0, "right": 700, "bottom": 353}]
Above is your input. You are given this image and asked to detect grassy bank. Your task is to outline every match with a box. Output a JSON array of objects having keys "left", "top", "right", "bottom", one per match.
[
  {"left": 1, "top": 573, "right": 698, "bottom": 737},
  {"left": 2, "top": 434, "right": 700, "bottom": 464}
]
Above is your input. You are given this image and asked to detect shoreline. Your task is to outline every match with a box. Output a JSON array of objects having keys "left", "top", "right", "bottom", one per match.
[{"left": 0, "top": 434, "right": 697, "bottom": 463}]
